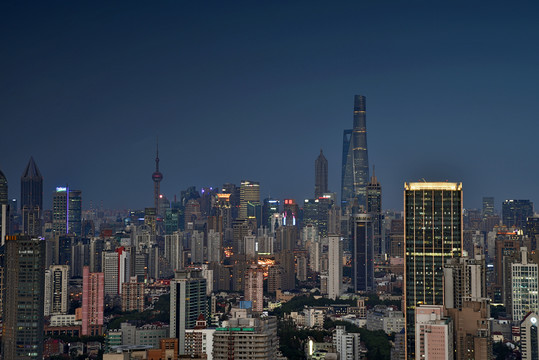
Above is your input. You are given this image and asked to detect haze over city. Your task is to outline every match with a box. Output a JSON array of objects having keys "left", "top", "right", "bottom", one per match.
[{"left": 1, "top": 1, "right": 539, "bottom": 210}]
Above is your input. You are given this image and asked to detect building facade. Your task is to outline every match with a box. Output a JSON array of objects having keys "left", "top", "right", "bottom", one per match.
[
  {"left": 2, "top": 235, "right": 46, "bottom": 360},
  {"left": 341, "top": 95, "right": 369, "bottom": 211},
  {"left": 404, "top": 182, "right": 462, "bottom": 359},
  {"left": 82, "top": 266, "right": 104, "bottom": 336},
  {"left": 170, "top": 270, "right": 207, "bottom": 354}
]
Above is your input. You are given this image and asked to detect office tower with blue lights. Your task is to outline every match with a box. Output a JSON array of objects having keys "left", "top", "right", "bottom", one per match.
[
  {"left": 21, "top": 157, "right": 43, "bottom": 236},
  {"left": 52, "top": 187, "right": 82, "bottom": 236},
  {"left": 404, "top": 182, "right": 463, "bottom": 359},
  {"left": 341, "top": 95, "right": 369, "bottom": 212}
]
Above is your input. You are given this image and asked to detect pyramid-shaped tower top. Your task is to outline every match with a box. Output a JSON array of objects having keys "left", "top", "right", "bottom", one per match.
[
  {"left": 369, "top": 165, "right": 379, "bottom": 186},
  {"left": 21, "top": 157, "right": 42, "bottom": 179}
]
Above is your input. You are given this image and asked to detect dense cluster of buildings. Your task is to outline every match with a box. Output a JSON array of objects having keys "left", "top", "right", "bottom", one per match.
[{"left": 1, "top": 95, "right": 539, "bottom": 359}]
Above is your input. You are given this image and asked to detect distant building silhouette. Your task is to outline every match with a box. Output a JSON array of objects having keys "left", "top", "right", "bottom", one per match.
[
  {"left": 502, "top": 199, "right": 533, "bottom": 230},
  {"left": 352, "top": 213, "right": 374, "bottom": 292},
  {"left": 315, "top": 149, "right": 328, "bottom": 198},
  {"left": 341, "top": 95, "right": 369, "bottom": 212},
  {"left": 152, "top": 140, "right": 163, "bottom": 216},
  {"left": 21, "top": 157, "right": 43, "bottom": 236},
  {"left": 482, "top": 196, "right": 495, "bottom": 218},
  {"left": 366, "top": 168, "right": 382, "bottom": 257}
]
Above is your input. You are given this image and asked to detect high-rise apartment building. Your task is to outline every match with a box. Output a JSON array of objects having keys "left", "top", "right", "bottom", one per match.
[
  {"left": 404, "top": 182, "right": 462, "bottom": 359},
  {"left": 103, "top": 247, "right": 131, "bottom": 296},
  {"left": 444, "top": 255, "right": 491, "bottom": 360},
  {"left": 328, "top": 235, "right": 342, "bottom": 300},
  {"left": 341, "top": 95, "right": 369, "bottom": 211},
  {"left": 239, "top": 180, "right": 260, "bottom": 220},
  {"left": 122, "top": 276, "right": 146, "bottom": 312},
  {"left": 415, "top": 305, "right": 454, "bottom": 360},
  {"left": 21, "top": 157, "right": 43, "bottom": 236},
  {"left": 366, "top": 170, "right": 382, "bottom": 258},
  {"left": 44, "top": 265, "right": 69, "bottom": 316},
  {"left": 212, "top": 308, "right": 279, "bottom": 360},
  {"left": 502, "top": 199, "right": 534, "bottom": 230},
  {"left": 315, "top": 149, "right": 328, "bottom": 198},
  {"left": 2, "top": 235, "right": 45, "bottom": 360},
  {"left": 352, "top": 214, "right": 374, "bottom": 292},
  {"left": 333, "top": 325, "right": 362, "bottom": 360},
  {"left": 244, "top": 266, "right": 264, "bottom": 312},
  {"left": 511, "top": 247, "right": 538, "bottom": 322},
  {"left": 82, "top": 266, "right": 104, "bottom": 336},
  {"left": 170, "top": 270, "right": 207, "bottom": 354}
]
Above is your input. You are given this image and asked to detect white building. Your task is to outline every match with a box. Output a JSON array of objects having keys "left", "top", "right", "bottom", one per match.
[
  {"left": 512, "top": 247, "right": 539, "bottom": 322},
  {"left": 333, "top": 325, "right": 362, "bottom": 360},
  {"left": 520, "top": 312, "right": 539, "bottom": 360},
  {"left": 328, "top": 235, "right": 342, "bottom": 300}
]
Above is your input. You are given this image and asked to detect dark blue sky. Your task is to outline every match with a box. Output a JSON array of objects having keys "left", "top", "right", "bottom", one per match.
[{"left": 2, "top": 1, "right": 539, "bottom": 211}]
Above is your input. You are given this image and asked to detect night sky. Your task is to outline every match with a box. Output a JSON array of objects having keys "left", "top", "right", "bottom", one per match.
[{"left": 2, "top": 1, "right": 539, "bottom": 212}]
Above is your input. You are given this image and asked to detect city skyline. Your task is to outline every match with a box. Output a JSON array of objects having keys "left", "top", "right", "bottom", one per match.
[{"left": 2, "top": 2, "right": 539, "bottom": 211}]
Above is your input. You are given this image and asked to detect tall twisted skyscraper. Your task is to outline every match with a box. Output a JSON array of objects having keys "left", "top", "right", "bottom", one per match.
[
  {"left": 341, "top": 95, "right": 369, "bottom": 211},
  {"left": 314, "top": 149, "right": 328, "bottom": 198}
]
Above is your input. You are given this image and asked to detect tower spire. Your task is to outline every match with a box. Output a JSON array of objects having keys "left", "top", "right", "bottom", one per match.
[
  {"left": 152, "top": 137, "right": 163, "bottom": 216},
  {"left": 155, "top": 137, "right": 160, "bottom": 171}
]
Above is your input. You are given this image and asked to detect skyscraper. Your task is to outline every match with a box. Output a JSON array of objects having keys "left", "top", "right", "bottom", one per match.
[
  {"left": 328, "top": 234, "right": 342, "bottom": 300},
  {"left": 482, "top": 196, "right": 495, "bottom": 218},
  {"left": 170, "top": 270, "right": 207, "bottom": 354},
  {"left": 44, "top": 265, "right": 69, "bottom": 316},
  {"left": 315, "top": 149, "right": 328, "bottom": 198},
  {"left": 511, "top": 247, "right": 538, "bottom": 322},
  {"left": 244, "top": 266, "right": 264, "bottom": 312},
  {"left": 352, "top": 214, "right": 374, "bottom": 292},
  {"left": 341, "top": 95, "right": 369, "bottom": 211},
  {"left": 52, "top": 187, "right": 82, "bottom": 236},
  {"left": 404, "top": 182, "right": 462, "bottom": 359},
  {"left": 2, "top": 235, "right": 46, "bottom": 360},
  {"left": 21, "top": 157, "right": 43, "bottom": 236},
  {"left": 239, "top": 180, "right": 260, "bottom": 220},
  {"left": 0, "top": 168, "right": 8, "bottom": 243},
  {"left": 152, "top": 141, "right": 163, "bottom": 215},
  {"left": 82, "top": 266, "right": 104, "bottom": 336},
  {"left": 366, "top": 168, "right": 382, "bottom": 258},
  {"left": 502, "top": 199, "right": 533, "bottom": 230}
]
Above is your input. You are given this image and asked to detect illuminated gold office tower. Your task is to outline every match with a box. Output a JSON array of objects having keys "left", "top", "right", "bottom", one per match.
[
  {"left": 239, "top": 180, "right": 260, "bottom": 220},
  {"left": 404, "top": 182, "right": 462, "bottom": 359}
]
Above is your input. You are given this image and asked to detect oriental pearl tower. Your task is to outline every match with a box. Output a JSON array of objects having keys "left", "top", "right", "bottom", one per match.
[{"left": 152, "top": 140, "right": 163, "bottom": 215}]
